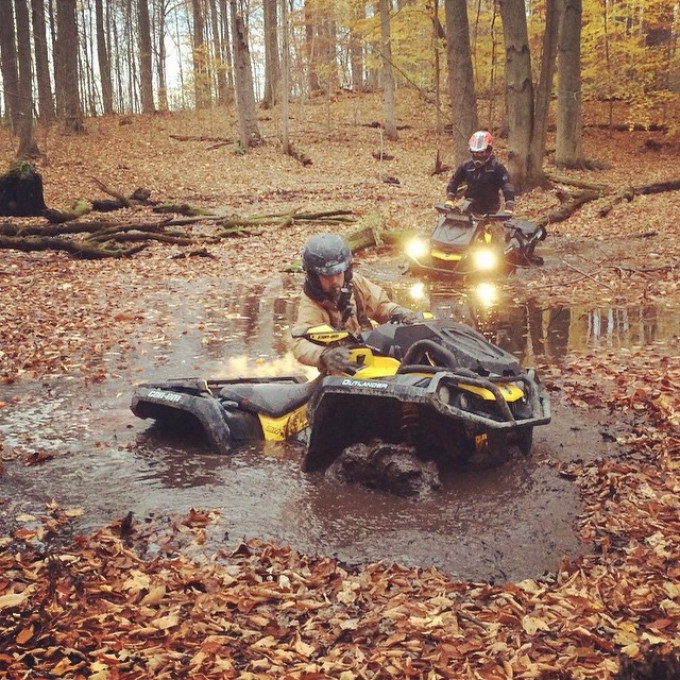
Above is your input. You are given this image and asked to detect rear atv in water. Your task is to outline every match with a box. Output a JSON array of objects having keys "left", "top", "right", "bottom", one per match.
[
  {"left": 131, "top": 319, "right": 550, "bottom": 477},
  {"left": 404, "top": 204, "right": 547, "bottom": 278}
]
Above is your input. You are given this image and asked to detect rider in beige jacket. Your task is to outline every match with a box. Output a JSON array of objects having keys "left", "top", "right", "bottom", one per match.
[{"left": 292, "top": 234, "right": 417, "bottom": 372}]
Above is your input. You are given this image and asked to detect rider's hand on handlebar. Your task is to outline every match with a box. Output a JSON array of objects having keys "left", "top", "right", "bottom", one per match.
[
  {"left": 444, "top": 199, "right": 456, "bottom": 209},
  {"left": 318, "top": 346, "right": 354, "bottom": 374},
  {"left": 390, "top": 306, "right": 420, "bottom": 325}
]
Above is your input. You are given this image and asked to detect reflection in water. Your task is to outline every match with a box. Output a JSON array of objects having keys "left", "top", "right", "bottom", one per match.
[
  {"left": 126, "top": 274, "right": 679, "bottom": 378},
  {"left": 395, "top": 279, "right": 678, "bottom": 363}
]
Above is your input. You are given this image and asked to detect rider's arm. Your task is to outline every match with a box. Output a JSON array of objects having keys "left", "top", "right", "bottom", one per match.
[
  {"left": 446, "top": 163, "right": 467, "bottom": 200},
  {"left": 291, "top": 296, "right": 331, "bottom": 367},
  {"left": 497, "top": 163, "right": 515, "bottom": 206},
  {"left": 352, "top": 272, "right": 400, "bottom": 325}
]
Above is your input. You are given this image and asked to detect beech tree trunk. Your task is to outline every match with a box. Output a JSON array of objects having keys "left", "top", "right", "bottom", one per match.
[
  {"left": 445, "top": 0, "right": 478, "bottom": 165},
  {"left": 499, "top": 0, "right": 535, "bottom": 192},
  {"left": 230, "top": 0, "right": 261, "bottom": 149},
  {"left": 138, "top": 0, "right": 155, "bottom": 113},
  {"left": 15, "top": 0, "right": 40, "bottom": 159},
  {"left": 55, "top": 0, "right": 85, "bottom": 133},
  {"left": 0, "top": 0, "right": 20, "bottom": 132},
  {"left": 31, "top": 0, "right": 55, "bottom": 121},
  {"left": 380, "top": 0, "right": 397, "bottom": 141},
  {"left": 556, "top": 0, "right": 584, "bottom": 167}
]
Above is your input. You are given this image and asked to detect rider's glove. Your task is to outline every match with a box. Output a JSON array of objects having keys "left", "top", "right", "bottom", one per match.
[
  {"left": 389, "top": 306, "right": 420, "bottom": 325},
  {"left": 444, "top": 198, "right": 456, "bottom": 209},
  {"left": 505, "top": 201, "right": 515, "bottom": 214},
  {"left": 318, "top": 346, "right": 353, "bottom": 374}
]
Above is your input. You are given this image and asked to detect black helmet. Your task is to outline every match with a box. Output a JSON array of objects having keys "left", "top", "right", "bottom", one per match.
[
  {"left": 302, "top": 233, "right": 353, "bottom": 303},
  {"left": 302, "top": 233, "right": 352, "bottom": 276}
]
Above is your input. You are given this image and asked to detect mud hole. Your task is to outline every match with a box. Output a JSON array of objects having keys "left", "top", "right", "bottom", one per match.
[
  {"left": 0, "top": 386, "right": 630, "bottom": 582},
  {"left": 0, "top": 273, "right": 650, "bottom": 583},
  {"left": 0, "top": 267, "right": 660, "bottom": 580}
]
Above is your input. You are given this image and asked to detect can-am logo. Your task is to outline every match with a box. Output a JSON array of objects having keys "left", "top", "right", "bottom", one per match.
[
  {"left": 341, "top": 379, "right": 389, "bottom": 389},
  {"left": 147, "top": 389, "right": 183, "bottom": 403}
]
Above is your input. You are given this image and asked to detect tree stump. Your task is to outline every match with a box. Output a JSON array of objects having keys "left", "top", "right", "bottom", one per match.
[{"left": 0, "top": 162, "right": 47, "bottom": 217}]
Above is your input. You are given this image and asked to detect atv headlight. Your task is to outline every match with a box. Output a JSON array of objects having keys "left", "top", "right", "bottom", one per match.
[
  {"left": 406, "top": 237, "right": 428, "bottom": 260},
  {"left": 438, "top": 385, "right": 451, "bottom": 405},
  {"left": 473, "top": 247, "right": 498, "bottom": 271},
  {"left": 457, "top": 393, "right": 471, "bottom": 410}
]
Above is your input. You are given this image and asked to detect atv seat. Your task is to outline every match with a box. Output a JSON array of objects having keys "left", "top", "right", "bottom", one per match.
[{"left": 219, "top": 378, "right": 320, "bottom": 417}]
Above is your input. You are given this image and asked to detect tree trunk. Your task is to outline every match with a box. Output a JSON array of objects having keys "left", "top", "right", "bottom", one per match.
[
  {"left": 138, "top": 0, "right": 155, "bottom": 113},
  {"left": 230, "top": 0, "right": 261, "bottom": 149},
  {"left": 444, "top": 0, "right": 479, "bottom": 165},
  {"left": 155, "top": 0, "right": 170, "bottom": 111},
  {"left": 55, "top": 0, "right": 85, "bottom": 133},
  {"left": 208, "top": 0, "right": 229, "bottom": 105},
  {"left": 380, "top": 0, "right": 397, "bottom": 141},
  {"left": 94, "top": 0, "right": 113, "bottom": 115},
  {"left": 261, "top": 0, "right": 280, "bottom": 109},
  {"left": 192, "top": 0, "right": 211, "bottom": 109},
  {"left": 556, "top": 0, "right": 584, "bottom": 167},
  {"left": 349, "top": 3, "right": 365, "bottom": 92},
  {"left": 528, "top": 0, "right": 559, "bottom": 186},
  {"left": 0, "top": 0, "right": 20, "bottom": 132},
  {"left": 218, "top": 0, "right": 234, "bottom": 98},
  {"left": 498, "top": 0, "right": 535, "bottom": 192},
  {"left": 280, "top": 0, "right": 290, "bottom": 154},
  {"left": 31, "top": 0, "right": 55, "bottom": 121},
  {"left": 15, "top": 0, "right": 40, "bottom": 159},
  {"left": 304, "top": 1, "right": 321, "bottom": 95}
]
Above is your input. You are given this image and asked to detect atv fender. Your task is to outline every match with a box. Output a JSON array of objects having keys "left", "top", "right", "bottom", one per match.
[{"left": 131, "top": 387, "right": 233, "bottom": 454}]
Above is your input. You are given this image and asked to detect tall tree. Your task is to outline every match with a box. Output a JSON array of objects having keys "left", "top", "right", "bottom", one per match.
[
  {"left": 556, "top": 0, "right": 584, "bottom": 167},
  {"left": 230, "top": 0, "right": 261, "bottom": 149},
  {"left": 280, "top": 0, "right": 290, "bottom": 153},
  {"left": 31, "top": 0, "right": 55, "bottom": 121},
  {"left": 528, "top": 0, "right": 559, "bottom": 185},
  {"left": 54, "top": 0, "right": 85, "bottom": 132},
  {"left": 154, "top": 0, "right": 170, "bottom": 111},
  {"left": 498, "top": 0, "right": 534, "bottom": 192},
  {"left": 219, "top": 0, "right": 234, "bottom": 97},
  {"left": 380, "top": 0, "right": 397, "bottom": 140},
  {"left": 15, "top": 0, "right": 41, "bottom": 158},
  {"left": 304, "top": 1, "right": 321, "bottom": 95},
  {"left": 138, "top": 0, "right": 155, "bottom": 113},
  {"left": 261, "top": 0, "right": 280, "bottom": 109},
  {"left": 0, "top": 0, "right": 20, "bottom": 131},
  {"left": 192, "top": 0, "right": 211, "bottom": 108},
  {"left": 349, "top": 2, "right": 365, "bottom": 92},
  {"left": 208, "top": 0, "right": 229, "bottom": 104},
  {"left": 445, "top": 0, "right": 478, "bottom": 165}
]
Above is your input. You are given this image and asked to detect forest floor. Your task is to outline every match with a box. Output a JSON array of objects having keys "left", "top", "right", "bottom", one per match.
[{"left": 1, "top": 91, "right": 679, "bottom": 678}]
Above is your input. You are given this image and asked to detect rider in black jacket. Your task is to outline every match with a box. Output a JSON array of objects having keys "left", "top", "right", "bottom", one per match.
[{"left": 446, "top": 131, "right": 515, "bottom": 215}]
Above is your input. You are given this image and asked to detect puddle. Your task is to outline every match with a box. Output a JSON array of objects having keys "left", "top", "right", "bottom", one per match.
[{"left": 0, "top": 273, "right": 653, "bottom": 582}]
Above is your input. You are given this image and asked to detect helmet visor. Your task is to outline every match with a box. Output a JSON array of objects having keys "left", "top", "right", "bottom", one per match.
[{"left": 315, "top": 260, "right": 349, "bottom": 276}]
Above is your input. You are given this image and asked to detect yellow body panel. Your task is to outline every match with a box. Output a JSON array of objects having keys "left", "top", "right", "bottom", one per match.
[
  {"left": 349, "top": 349, "right": 400, "bottom": 378},
  {"left": 431, "top": 249, "right": 462, "bottom": 262},
  {"left": 461, "top": 382, "right": 525, "bottom": 402},
  {"left": 259, "top": 402, "right": 309, "bottom": 441}
]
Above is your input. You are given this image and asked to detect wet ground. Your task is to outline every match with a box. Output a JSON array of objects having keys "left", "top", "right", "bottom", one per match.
[{"left": 2, "top": 268, "right": 676, "bottom": 582}]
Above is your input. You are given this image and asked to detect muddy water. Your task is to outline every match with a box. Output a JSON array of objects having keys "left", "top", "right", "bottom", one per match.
[{"left": 1, "top": 272, "right": 667, "bottom": 582}]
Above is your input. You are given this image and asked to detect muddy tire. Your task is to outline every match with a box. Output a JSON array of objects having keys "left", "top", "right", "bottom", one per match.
[{"left": 516, "top": 426, "right": 534, "bottom": 456}]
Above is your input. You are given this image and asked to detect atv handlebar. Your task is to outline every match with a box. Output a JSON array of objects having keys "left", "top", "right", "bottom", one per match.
[{"left": 435, "top": 203, "right": 514, "bottom": 222}]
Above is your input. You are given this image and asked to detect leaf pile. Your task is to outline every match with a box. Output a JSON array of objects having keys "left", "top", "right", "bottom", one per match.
[{"left": 1, "top": 95, "right": 680, "bottom": 677}]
